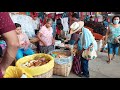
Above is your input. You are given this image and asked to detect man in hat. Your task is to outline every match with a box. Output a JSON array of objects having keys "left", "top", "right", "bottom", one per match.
[{"left": 69, "top": 21, "right": 97, "bottom": 78}]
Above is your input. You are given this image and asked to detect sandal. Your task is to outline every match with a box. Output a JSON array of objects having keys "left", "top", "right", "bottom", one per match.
[
  {"left": 111, "top": 57, "right": 115, "bottom": 60},
  {"left": 107, "top": 60, "right": 110, "bottom": 64}
]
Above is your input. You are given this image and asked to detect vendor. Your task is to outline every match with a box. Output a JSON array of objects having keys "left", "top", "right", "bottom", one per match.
[
  {"left": 68, "top": 13, "right": 80, "bottom": 45},
  {"left": 37, "top": 18, "right": 55, "bottom": 54},
  {"left": 32, "top": 14, "right": 40, "bottom": 35},
  {"left": 15, "top": 23, "right": 35, "bottom": 60},
  {"left": 55, "top": 23, "right": 65, "bottom": 40}
]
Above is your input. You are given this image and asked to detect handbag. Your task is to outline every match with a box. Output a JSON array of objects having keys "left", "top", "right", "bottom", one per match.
[
  {"left": 81, "top": 29, "right": 97, "bottom": 60},
  {"left": 82, "top": 44, "right": 97, "bottom": 60},
  {"left": 114, "top": 35, "right": 120, "bottom": 46}
]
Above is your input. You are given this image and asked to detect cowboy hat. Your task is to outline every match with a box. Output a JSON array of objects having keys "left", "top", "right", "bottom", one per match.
[{"left": 70, "top": 21, "right": 84, "bottom": 34}]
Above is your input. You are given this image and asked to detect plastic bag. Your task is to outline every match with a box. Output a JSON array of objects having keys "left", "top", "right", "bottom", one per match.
[
  {"left": 16, "top": 54, "right": 54, "bottom": 77},
  {"left": 4, "top": 66, "right": 32, "bottom": 78},
  {"left": 48, "top": 50, "right": 73, "bottom": 65},
  {"left": 82, "top": 46, "right": 97, "bottom": 60}
]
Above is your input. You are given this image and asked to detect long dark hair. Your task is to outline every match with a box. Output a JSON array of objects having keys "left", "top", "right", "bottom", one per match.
[{"left": 15, "top": 23, "right": 21, "bottom": 28}]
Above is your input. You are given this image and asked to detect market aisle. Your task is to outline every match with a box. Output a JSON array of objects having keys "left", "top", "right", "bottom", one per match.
[
  {"left": 53, "top": 51, "right": 120, "bottom": 78},
  {"left": 89, "top": 52, "right": 120, "bottom": 78}
]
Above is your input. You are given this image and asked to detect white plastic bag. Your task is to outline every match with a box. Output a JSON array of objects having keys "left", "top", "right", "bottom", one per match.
[{"left": 82, "top": 46, "right": 97, "bottom": 60}]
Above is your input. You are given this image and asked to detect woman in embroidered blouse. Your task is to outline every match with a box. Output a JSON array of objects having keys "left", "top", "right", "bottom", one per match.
[
  {"left": 104, "top": 16, "right": 120, "bottom": 63},
  {"left": 37, "top": 18, "right": 55, "bottom": 54}
]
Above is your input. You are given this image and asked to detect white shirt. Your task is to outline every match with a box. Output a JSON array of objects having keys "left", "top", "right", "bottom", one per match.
[{"left": 32, "top": 18, "right": 40, "bottom": 30}]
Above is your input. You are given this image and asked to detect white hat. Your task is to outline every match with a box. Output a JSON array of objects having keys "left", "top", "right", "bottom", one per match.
[{"left": 70, "top": 21, "right": 84, "bottom": 34}]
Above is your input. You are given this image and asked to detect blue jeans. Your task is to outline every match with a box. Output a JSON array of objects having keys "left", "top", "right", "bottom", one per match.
[
  {"left": 108, "top": 43, "right": 119, "bottom": 55},
  {"left": 16, "top": 48, "right": 35, "bottom": 60},
  {"left": 81, "top": 57, "right": 89, "bottom": 76}
]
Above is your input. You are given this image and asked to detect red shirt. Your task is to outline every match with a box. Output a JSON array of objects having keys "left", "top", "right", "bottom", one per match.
[
  {"left": 56, "top": 27, "right": 61, "bottom": 35},
  {"left": 30, "top": 12, "right": 38, "bottom": 19},
  {"left": 55, "top": 14, "right": 62, "bottom": 19},
  {"left": 0, "top": 12, "right": 16, "bottom": 35}
]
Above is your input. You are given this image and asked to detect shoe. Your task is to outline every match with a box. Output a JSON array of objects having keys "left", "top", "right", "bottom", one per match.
[
  {"left": 111, "top": 57, "right": 115, "bottom": 60},
  {"left": 77, "top": 72, "right": 83, "bottom": 77},
  {"left": 107, "top": 60, "right": 110, "bottom": 64},
  {"left": 78, "top": 74, "right": 83, "bottom": 77},
  {"left": 78, "top": 73, "right": 89, "bottom": 78},
  {"left": 82, "top": 75, "right": 90, "bottom": 78}
]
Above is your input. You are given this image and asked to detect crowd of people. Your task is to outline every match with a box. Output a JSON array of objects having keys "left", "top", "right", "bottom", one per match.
[{"left": 0, "top": 12, "right": 120, "bottom": 78}]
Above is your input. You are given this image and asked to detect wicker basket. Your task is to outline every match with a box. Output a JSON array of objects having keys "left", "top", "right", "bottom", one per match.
[
  {"left": 33, "top": 68, "right": 53, "bottom": 78},
  {"left": 53, "top": 61, "right": 72, "bottom": 77},
  {"left": 16, "top": 54, "right": 54, "bottom": 78},
  {"left": 48, "top": 50, "right": 73, "bottom": 77}
]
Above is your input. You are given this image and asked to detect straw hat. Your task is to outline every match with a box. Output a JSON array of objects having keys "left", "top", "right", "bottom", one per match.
[{"left": 70, "top": 21, "right": 84, "bottom": 34}]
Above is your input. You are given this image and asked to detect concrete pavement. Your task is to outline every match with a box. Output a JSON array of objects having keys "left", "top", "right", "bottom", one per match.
[{"left": 53, "top": 51, "right": 120, "bottom": 78}]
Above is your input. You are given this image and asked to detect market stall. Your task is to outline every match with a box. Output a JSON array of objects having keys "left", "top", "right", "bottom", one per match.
[{"left": 2, "top": 12, "right": 119, "bottom": 78}]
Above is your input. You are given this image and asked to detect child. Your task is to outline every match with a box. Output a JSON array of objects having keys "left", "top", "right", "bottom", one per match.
[
  {"left": 15, "top": 23, "right": 35, "bottom": 60},
  {"left": 55, "top": 23, "right": 64, "bottom": 40}
]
